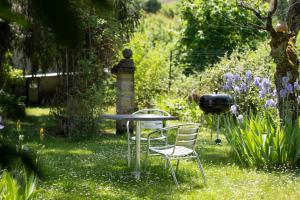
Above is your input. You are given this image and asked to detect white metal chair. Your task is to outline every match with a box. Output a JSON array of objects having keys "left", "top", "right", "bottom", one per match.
[
  {"left": 146, "top": 123, "right": 206, "bottom": 187},
  {"left": 126, "top": 109, "right": 171, "bottom": 167}
]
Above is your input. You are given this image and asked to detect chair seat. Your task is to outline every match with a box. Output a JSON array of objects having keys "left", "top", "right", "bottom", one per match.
[
  {"left": 149, "top": 145, "right": 194, "bottom": 157},
  {"left": 130, "top": 135, "right": 166, "bottom": 142}
]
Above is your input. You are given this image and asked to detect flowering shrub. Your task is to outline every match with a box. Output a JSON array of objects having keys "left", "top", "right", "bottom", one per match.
[
  {"left": 222, "top": 71, "right": 300, "bottom": 117},
  {"left": 223, "top": 70, "right": 300, "bottom": 168}
]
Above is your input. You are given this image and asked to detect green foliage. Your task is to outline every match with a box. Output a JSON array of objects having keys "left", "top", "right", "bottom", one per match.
[
  {"left": 197, "top": 43, "right": 275, "bottom": 94},
  {"left": 178, "top": 0, "right": 267, "bottom": 72},
  {"left": 1, "top": 0, "right": 140, "bottom": 47},
  {"left": 128, "top": 13, "right": 179, "bottom": 107},
  {"left": 0, "top": 120, "right": 41, "bottom": 176},
  {"left": 161, "top": 3, "right": 179, "bottom": 18},
  {"left": 0, "top": 170, "right": 37, "bottom": 200},
  {"left": 1, "top": 52, "right": 25, "bottom": 92},
  {"left": 0, "top": 90, "right": 25, "bottom": 119},
  {"left": 164, "top": 42, "right": 278, "bottom": 122},
  {"left": 155, "top": 94, "right": 202, "bottom": 122},
  {"left": 142, "top": 0, "right": 162, "bottom": 13},
  {"left": 224, "top": 113, "right": 300, "bottom": 168}
]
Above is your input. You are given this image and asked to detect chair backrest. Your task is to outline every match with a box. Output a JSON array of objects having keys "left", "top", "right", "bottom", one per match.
[
  {"left": 131, "top": 109, "right": 171, "bottom": 131},
  {"left": 172, "top": 124, "right": 200, "bottom": 153}
]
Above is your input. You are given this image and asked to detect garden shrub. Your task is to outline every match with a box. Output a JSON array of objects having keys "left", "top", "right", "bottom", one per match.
[
  {"left": 0, "top": 90, "right": 25, "bottom": 119},
  {"left": 128, "top": 13, "right": 179, "bottom": 108},
  {"left": 161, "top": 3, "right": 179, "bottom": 18},
  {"left": 142, "top": 0, "right": 162, "bottom": 13},
  {"left": 223, "top": 69, "right": 300, "bottom": 168},
  {"left": 0, "top": 52, "right": 25, "bottom": 93},
  {"left": 154, "top": 94, "right": 203, "bottom": 122}
]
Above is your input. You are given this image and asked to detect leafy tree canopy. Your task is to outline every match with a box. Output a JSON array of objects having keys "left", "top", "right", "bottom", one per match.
[
  {"left": 0, "top": 0, "right": 140, "bottom": 47},
  {"left": 178, "top": 0, "right": 267, "bottom": 73}
]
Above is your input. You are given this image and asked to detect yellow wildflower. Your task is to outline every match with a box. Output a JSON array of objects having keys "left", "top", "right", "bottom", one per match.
[
  {"left": 40, "top": 128, "right": 45, "bottom": 141},
  {"left": 16, "top": 119, "right": 21, "bottom": 130}
]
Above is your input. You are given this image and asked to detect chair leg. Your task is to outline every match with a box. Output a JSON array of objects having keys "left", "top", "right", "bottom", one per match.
[
  {"left": 176, "top": 160, "right": 180, "bottom": 173},
  {"left": 166, "top": 157, "right": 179, "bottom": 187},
  {"left": 195, "top": 153, "right": 207, "bottom": 183},
  {"left": 128, "top": 141, "right": 131, "bottom": 167}
]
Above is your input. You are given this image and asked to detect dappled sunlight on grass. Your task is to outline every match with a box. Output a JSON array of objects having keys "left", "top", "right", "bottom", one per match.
[
  {"left": 68, "top": 149, "right": 93, "bottom": 155},
  {"left": 26, "top": 107, "right": 50, "bottom": 116}
]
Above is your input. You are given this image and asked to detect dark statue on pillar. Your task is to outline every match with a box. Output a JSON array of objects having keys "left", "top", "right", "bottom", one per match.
[{"left": 112, "top": 48, "right": 135, "bottom": 134}]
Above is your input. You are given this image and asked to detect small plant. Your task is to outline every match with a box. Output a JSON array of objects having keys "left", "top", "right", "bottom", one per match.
[
  {"left": 224, "top": 113, "right": 300, "bottom": 168},
  {"left": 0, "top": 170, "right": 37, "bottom": 200}
]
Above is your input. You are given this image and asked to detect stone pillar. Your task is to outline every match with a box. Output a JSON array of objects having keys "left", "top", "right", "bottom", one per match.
[{"left": 112, "top": 48, "right": 135, "bottom": 134}]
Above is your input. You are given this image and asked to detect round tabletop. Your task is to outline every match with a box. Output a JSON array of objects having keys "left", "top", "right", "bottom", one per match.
[{"left": 100, "top": 114, "right": 179, "bottom": 121}]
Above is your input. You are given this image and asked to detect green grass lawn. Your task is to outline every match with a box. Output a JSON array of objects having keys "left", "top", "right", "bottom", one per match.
[{"left": 5, "top": 108, "right": 300, "bottom": 199}]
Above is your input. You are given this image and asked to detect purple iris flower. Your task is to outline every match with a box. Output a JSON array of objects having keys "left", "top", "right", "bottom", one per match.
[
  {"left": 245, "top": 71, "right": 251, "bottom": 82},
  {"left": 234, "top": 86, "right": 241, "bottom": 93},
  {"left": 240, "top": 82, "right": 248, "bottom": 92},
  {"left": 230, "top": 105, "right": 238, "bottom": 116},
  {"left": 253, "top": 77, "right": 261, "bottom": 87},
  {"left": 233, "top": 74, "right": 241, "bottom": 82},
  {"left": 280, "top": 88, "right": 287, "bottom": 98},
  {"left": 224, "top": 73, "right": 233, "bottom": 80},
  {"left": 261, "top": 78, "right": 270, "bottom": 89},
  {"left": 259, "top": 90, "right": 266, "bottom": 98},
  {"left": 294, "top": 80, "right": 300, "bottom": 91},
  {"left": 287, "top": 83, "right": 293, "bottom": 94},
  {"left": 282, "top": 76, "right": 289, "bottom": 86},
  {"left": 223, "top": 84, "right": 231, "bottom": 91},
  {"left": 264, "top": 99, "right": 276, "bottom": 108}
]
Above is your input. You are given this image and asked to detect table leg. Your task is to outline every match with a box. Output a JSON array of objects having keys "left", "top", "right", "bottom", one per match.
[{"left": 135, "top": 121, "right": 141, "bottom": 180}]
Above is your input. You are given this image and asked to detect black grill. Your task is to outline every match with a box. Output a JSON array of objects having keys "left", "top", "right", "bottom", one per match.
[{"left": 199, "top": 94, "right": 233, "bottom": 114}]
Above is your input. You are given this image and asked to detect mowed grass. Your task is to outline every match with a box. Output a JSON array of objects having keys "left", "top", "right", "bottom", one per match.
[{"left": 8, "top": 108, "right": 300, "bottom": 199}]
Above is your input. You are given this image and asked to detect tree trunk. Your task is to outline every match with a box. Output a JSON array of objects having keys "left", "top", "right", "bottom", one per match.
[
  {"left": 0, "top": 20, "right": 11, "bottom": 89},
  {"left": 270, "top": 32, "right": 299, "bottom": 120},
  {"left": 271, "top": 0, "right": 300, "bottom": 120},
  {"left": 239, "top": 0, "right": 300, "bottom": 120}
]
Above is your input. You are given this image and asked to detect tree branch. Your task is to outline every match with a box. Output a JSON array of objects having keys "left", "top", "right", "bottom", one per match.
[
  {"left": 237, "top": 0, "right": 277, "bottom": 35},
  {"left": 267, "top": 0, "right": 278, "bottom": 17},
  {"left": 287, "top": 1, "right": 300, "bottom": 36},
  {"left": 237, "top": 0, "right": 266, "bottom": 20},
  {"left": 245, "top": 22, "right": 267, "bottom": 30}
]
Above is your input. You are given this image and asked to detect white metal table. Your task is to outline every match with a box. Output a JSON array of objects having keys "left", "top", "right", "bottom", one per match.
[{"left": 100, "top": 114, "right": 179, "bottom": 180}]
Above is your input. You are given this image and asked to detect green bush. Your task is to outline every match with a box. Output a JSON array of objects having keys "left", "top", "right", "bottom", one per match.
[
  {"left": 154, "top": 94, "right": 203, "bottom": 122},
  {"left": 170, "top": 42, "right": 275, "bottom": 109},
  {"left": 161, "top": 3, "right": 179, "bottom": 18},
  {"left": 0, "top": 90, "right": 25, "bottom": 119},
  {"left": 128, "top": 13, "right": 179, "bottom": 107},
  {"left": 224, "top": 113, "right": 300, "bottom": 168},
  {"left": 142, "top": 0, "right": 162, "bottom": 13},
  {"left": 1, "top": 52, "right": 25, "bottom": 93}
]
